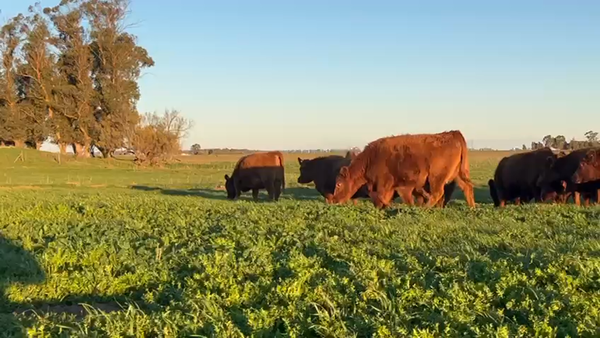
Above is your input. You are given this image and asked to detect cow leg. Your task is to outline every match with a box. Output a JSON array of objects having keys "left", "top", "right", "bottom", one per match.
[
  {"left": 396, "top": 187, "right": 416, "bottom": 206},
  {"left": 370, "top": 178, "right": 396, "bottom": 209},
  {"left": 414, "top": 194, "right": 425, "bottom": 206},
  {"left": 583, "top": 196, "right": 591, "bottom": 207},
  {"left": 252, "top": 189, "right": 259, "bottom": 201},
  {"left": 574, "top": 191, "right": 581, "bottom": 206},
  {"left": 233, "top": 180, "right": 242, "bottom": 200},
  {"left": 274, "top": 180, "right": 282, "bottom": 201},
  {"left": 454, "top": 176, "right": 476, "bottom": 207},
  {"left": 371, "top": 189, "right": 395, "bottom": 209},
  {"left": 265, "top": 181, "right": 275, "bottom": 201},
  {"left": 424, "top": 179, "right": 446, "bottom": 208},
  {"left": 514, "top": 197, "right": 521, "bottom": 206}
]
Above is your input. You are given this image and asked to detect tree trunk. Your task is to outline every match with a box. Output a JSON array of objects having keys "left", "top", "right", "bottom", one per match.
[
  {"left": 13, "top": 140, "right": 25, "bottom": 148},
  {"left": 99, "top": 147, "right": 113, "bottom": 158},
  {"left": 36, "top": 142, "right": 42, "bottom": 150},
  {"left": 58, "top": 142, "right": 67, "bottom": 154},
  {"left": 74, "top": 143, "right": 91, "bottom": 158}
]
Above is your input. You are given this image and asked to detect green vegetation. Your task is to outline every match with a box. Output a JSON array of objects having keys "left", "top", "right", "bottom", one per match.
[{"left": 1, "top": 149, "right": 599, "bottom": 337}]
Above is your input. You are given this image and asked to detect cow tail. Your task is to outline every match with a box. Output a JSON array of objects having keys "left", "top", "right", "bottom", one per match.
[
  {"left": 488, "top": 179, "right": 500, "bottom": 207},
  {"left": 278, "top": 152, "right": 285, "bottom": 192},
  {"left": 458, "top": 133, "right": 474, "bottom": 185}
]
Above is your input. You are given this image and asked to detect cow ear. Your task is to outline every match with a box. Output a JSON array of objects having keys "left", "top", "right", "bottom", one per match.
[
  {"left": 224, "top": 174, "right": 230, "bottom": 181},
  {"left": 297, "top": 157, "right": 303, "bottom": 165},
  {"left": 340, "top": 166, "right": 349, "bottom": 177},
  {"left": 545, "top": 156, "right": 555, "bottom": 168}
]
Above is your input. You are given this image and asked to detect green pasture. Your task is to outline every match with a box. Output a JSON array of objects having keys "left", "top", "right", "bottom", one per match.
[{"left": 0, "top": 148, "right": 599, "bottom": 337}]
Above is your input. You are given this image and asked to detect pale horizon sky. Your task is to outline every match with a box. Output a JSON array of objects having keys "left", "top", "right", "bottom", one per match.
[{"left": 2, "top": 0, "right": 599, "bottom": 151}]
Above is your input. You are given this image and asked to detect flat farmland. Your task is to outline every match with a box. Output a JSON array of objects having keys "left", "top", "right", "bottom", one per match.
[{"left": 1, "top": 148, "right": 599, "bottom": 337}]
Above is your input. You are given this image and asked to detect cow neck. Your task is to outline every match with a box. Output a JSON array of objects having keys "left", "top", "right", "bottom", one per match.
[{"left": 346, "top": 156, "right": 367, "bottom": 185}]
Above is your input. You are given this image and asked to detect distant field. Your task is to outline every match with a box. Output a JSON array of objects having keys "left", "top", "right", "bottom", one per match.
[{"left": 1, "top": 148, "right": 599, "bottom": 337}]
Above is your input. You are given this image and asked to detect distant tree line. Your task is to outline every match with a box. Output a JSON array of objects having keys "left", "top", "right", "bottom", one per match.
[
  {"left": 527, "top": 131, "right": 599, "bottom": 151},
  {"left": 0, "top": 0, "right": 191, "bottom": 163}
]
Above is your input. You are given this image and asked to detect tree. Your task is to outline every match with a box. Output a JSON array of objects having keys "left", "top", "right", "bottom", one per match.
[
  {"left": 542, "top": 135, "right": 553, "bottom": 148},
  {"left": 83, "top": 0, "right": 154, "bottom": 158},
  {"left": 45, "top": 0, "right": 97, "bottom": 156},
  {"left": 17, "top": 5, "right": 57, "bottom": 150},
  {"left": 191, "top": 143, "right": 201, "bottom": 155},
  {"left": 522, "top": 144, "right": 527, "bottom": 150},
  {"left": 585, "top": 130, "right": 598, "bottom": 144},
  {"left": 131, "top": 111, "right": 185, "bottom": 165},
  {"left": 0, "top": 14, "right": 27, "bottom": 147},
  {"left": 145, "top": 109, "right": 193, "bottom": 143},
  {"left": 554, "top": 135, "right": 566, "bottom": 150}
]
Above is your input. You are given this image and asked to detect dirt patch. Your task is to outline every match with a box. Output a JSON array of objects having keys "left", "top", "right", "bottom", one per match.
[{"left": 15, "top": 302, "right": 123, "bottom": 319}]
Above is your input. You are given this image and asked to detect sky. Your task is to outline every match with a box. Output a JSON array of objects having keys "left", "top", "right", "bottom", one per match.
[{"left": 2, "top": 0, "right": 599, "bottom": 151}]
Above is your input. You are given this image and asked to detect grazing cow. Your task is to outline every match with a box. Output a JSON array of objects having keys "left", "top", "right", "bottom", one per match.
[
  {"left": 298, "top": 152, "right": 457, "bottom": 206},
  {"left": 224, "top": 151, "right": 285, "bottom": 201},
  {"left": 537, "top": 147, "right": 600, "bottom": 206},
  {"left": 488, "top": 148, "right": 560, "bottom": 207},
  {"left": 331, "top": 130, "right": 475, "bottom": 209},
  {"left": 297, "top": 152, "right": 370, "bottom": 204}
]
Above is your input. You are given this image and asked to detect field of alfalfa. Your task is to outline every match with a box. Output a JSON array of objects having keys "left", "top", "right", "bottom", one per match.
[{"left": 1, "top": 148, "right": 599, "bottom": 337}]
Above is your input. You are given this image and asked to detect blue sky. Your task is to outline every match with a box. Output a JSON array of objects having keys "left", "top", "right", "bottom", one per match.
[{"left": 2, "top": 0, "right": 599, "bottom": 150}]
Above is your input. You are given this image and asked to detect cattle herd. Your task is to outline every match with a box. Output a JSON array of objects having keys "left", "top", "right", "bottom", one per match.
[{"left": 223, "top": 130, "right": 600, "bottom": 208}]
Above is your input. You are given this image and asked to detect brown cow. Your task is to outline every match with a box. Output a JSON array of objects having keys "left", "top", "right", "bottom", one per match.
[
  {"left": 488, "top": 148, "right": 560, "bottom": 207},
  {"left": 224, "top": 151, "right": 285, "bottom": 201},
  {"left": 330, "top": 130, "right": 475, "bottom": 209},
  {"left": 298, "top": 152, "right": 457, "bottom": 206},
  {"left": 537, "top": 147, "right": 600, "bottom": 206}
]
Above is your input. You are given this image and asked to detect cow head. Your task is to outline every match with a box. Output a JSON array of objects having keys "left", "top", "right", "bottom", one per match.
[
  {"left": 297, "top": 157, "right": 314, "bottom": 184},
  {"left": 224, "top": 174, "right": 236, "bottom": 199},
  {"left": 572, "top": 150, "right": 600, "bottom": 184},
  {"left": 331, "top": 166, "right": 356, "bottom": 204}
]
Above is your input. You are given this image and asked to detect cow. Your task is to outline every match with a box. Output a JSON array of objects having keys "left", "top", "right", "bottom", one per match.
[
  {"left": 536, "top": 147, "right": 600, "bottom": 206},
  {"left": 297, "top": 152, "right": 370, "bottom": 204},
  {"left": 330, "top": 130, "right": 475, "bottom": 209},
  {"left": 298, "top": 152, "right": 457, "bottom": 206},
  {"left": 488, "top": 148, "right": 560, "bottom": 207},
  {"left": 569, "top": 148, "right": 600, "bottom": 205},
  {"left": 224, "top": 151, "right": 285, "bottom": 201}
]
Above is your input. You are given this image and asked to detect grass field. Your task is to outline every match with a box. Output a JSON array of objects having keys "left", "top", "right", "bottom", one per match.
[{"left": 1, "top": 148, "right": 599, "bottom": 337}]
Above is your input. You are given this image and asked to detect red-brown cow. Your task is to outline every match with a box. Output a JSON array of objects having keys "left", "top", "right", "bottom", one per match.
[
  {"left": 224, "top": 151, "right": 285, "bottom": 201},
  {"left": 330, "top": 130, "right": 475, "bottom": 209}
]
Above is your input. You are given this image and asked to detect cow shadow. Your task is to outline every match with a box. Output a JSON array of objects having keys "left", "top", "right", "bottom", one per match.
[
  {"left": 130, "top": 184, "right": 494, "bottom": 204},
  {"left": 449, "top": 184, "right": 492, "bottom": 205},
  {"left": 0, "top": 236, "right": 45, "bottom": 337}
]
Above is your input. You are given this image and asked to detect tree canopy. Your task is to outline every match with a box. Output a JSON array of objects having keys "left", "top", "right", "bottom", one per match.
[{"left": 0, "top": 0, "right": 188, "bottom": 159}]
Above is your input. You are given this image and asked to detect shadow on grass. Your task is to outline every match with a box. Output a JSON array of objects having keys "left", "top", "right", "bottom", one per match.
[
  {"left": 0, "top": 235, "right": 167, "bottom": 336},
  {"left": 130, "top": 185, "right": 325, "bottom": 202},
  {"left": 0, "top": 236, "right": 45, "bottom": 337},
  {"left": 130, "top": 184, "right": 495, "bottom": 205}
]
